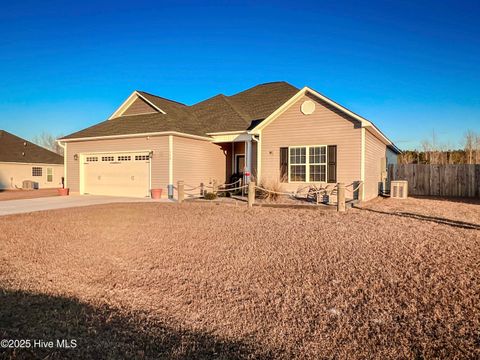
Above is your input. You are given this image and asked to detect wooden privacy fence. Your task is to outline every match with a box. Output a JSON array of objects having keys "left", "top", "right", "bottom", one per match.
[{"left": 388, "top": 164, "right": 480, "bottom": 197}]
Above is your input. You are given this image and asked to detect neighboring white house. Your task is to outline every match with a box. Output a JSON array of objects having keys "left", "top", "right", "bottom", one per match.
[{"left": 0, "top": 130, "right": 64, "bottom": 189}]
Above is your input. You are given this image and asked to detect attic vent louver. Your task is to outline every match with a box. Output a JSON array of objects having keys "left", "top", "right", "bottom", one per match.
[{"left": 301, "top": 100, "right": 315, "bottom": 115}]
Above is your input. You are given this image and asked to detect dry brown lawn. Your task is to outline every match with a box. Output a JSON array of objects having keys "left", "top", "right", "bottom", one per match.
[
  {"left": 0, "top": 198, "right": 479, "bottom": 359},
  {"left": 0, "top": 189, "right": 59, "bottom": 201}
]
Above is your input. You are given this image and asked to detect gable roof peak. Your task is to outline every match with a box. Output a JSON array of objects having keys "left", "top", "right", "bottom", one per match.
[{"left": 136, "top": 90, "right": 187, "bottom": 107}]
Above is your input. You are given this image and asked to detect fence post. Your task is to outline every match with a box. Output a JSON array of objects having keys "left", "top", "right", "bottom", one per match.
[
  {"left": 200, "top": 182, "right": 204, "bottom": 196},
  {"left": 178, "top": 181, "right": 184, "bottom": 204},
  {"left": 337, "top": 183, "right": 345, "bottom": 212},
  {"left": 248, "top": 181, "right": 255, "bottom": 207}
]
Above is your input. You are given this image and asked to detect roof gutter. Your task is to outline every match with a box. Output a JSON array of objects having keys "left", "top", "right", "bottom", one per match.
[
  {"left": 206, "top": 130, "right": 248, "bottom": 136},
  {"left": 249, "top": 86, "right": 400, "bottom": 151},
  {"left": 58, "top": 131, "right": 213, "bottom": 143}
]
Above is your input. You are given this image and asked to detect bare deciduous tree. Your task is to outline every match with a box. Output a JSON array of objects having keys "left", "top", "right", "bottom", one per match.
[
  {"left": 462, "top": 130, "right": 480, "bottom": 165},
  {"left": 32, "top": 132, "right": 64, "bottom": 156},
  {"left": 463, "top": 130, "right": 475, "bottom": 164}
]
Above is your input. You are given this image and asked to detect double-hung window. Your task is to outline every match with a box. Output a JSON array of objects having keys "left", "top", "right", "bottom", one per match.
[
  {"left": 47, "top": 168, "right": 53, "bottom": 182},
  {"left": 289, "top": 147, "right": 306, "bottom": 182},
  {"left": 289, "top": 146, "right": 327, "bottom": 182}
]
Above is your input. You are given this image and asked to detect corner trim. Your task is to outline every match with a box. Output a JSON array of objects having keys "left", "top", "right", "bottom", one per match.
[
  {"left": 360, "top": 127, "right": 366, "bottom": 201},
  {"left": 168, "top": 135, "right": 173, "bottom": 186}
]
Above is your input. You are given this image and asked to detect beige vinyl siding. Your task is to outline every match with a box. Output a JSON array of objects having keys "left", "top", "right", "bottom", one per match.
[
  {"left": 364, "top": 129, "right": 387, "bottom": 201},
  {"left": 172, "top": 136, "right": 226, "bottom": 188},
  {"left": 66, "top": 136, "right": 169, "bottom": 193},
  {"left": 0, "top": 162, "right": 64, "bottom": 189},
  {"left": 261, "top": 94, "right": 362, "bottom": 192},
  {"left": 122, "top": 97, "right": 158, "bottom": 116}
]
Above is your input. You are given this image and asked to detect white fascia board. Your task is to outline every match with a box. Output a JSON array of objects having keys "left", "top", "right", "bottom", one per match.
[
  {"left": 0, "top": 161, "right": 64, "bottom": 166},
  {"left": 250, "top": 86, "right": 398, "bottom": 150},
  {"left": 58, "top": 131, "right": 212, "bottom": 142},
  {"left": 206, "top": 130, "right": 248, "bottom": 135},
  {"left": 249, "top": 87, "right": 308, "bottom": 134},
  {"left": 209, "top": 133, "right": 252, "bottom": 143},
  {"left": 108, "top": 91, "right": 165, "bottom": 120}
]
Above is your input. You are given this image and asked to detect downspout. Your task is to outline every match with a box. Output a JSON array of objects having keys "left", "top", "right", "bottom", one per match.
[
  {"left": 168, "top": 135, "right": 173, "bottom": 199},
  {"left": 360, "top": 128, "right": 366, "bottom": 201},
  {"left": 57, "top": 140, "right": 67, "bottom": 189},
  {"left": 251, "top": 134, "right": 260, "bottom": 183}
]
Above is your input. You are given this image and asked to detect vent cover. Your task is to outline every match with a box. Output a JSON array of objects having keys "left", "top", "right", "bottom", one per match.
[{"left": 301, "top": 100, "right": 315, "bottom": 115}]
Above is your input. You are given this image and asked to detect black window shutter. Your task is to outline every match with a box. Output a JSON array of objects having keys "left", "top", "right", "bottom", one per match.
[
  {"left": 327, "top": 145, "right": 337, "bottom": 183},
  {"left": 280, "top": 147, "right": 288, "bottom": 182}
]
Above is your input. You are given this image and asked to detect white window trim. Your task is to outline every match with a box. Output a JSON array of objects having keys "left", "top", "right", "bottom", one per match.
[
  {"left": 47, "top": 167, "right": 53, "bottom": 182},
  {"left": 288, "top": 145, "right": 327, "bottom": 183}
]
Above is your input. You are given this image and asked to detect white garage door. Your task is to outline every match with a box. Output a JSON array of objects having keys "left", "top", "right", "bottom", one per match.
[{"left": 82, "top": 152, "right": 150, "bottom": 197}]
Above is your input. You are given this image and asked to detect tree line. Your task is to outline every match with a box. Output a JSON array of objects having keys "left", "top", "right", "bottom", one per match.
[{"left": 398, "top": 130, "right": 480, "bottom": 164}]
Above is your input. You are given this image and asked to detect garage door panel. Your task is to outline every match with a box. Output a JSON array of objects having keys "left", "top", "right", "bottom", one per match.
[{"left": 83, "top": 152, "right": 150, "bottom": 197}]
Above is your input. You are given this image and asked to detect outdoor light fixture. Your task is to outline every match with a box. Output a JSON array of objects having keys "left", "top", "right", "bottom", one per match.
[
  {"left": 149, "top": 151, "right": 153, "bottom": 159},
  {"left": 74, "top": 154, "right": 78, "bottom": 161}
]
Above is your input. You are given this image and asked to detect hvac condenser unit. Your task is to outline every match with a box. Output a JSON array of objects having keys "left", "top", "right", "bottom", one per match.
[{"left": 390, "top": 180, "right": 408, "bottom": 199}]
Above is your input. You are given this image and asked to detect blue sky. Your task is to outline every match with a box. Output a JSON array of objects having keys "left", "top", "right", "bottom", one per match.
[{"left": 0, "top": 0, "right": 478, "bottom": 149}]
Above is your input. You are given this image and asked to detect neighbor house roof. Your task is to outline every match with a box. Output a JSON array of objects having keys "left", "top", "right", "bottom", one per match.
[
  {"left": 61, "top": 81, "right": 299, "bottom": 140},
  {"left": 0, "top": 130, "right": 64, "bottom": 164}
]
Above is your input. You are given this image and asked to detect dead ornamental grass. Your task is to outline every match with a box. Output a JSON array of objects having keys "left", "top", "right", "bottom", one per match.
[{"left": 0, "top": 199, "right": 479, "bottom": 359}]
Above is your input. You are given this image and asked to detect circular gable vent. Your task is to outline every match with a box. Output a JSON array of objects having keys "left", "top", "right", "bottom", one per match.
[{"left": 301, "top": 100, "right": 315, "bottom": 115}]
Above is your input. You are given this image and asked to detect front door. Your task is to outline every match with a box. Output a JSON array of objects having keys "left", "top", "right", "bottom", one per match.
[{"left": 236, "top": 155, "right": 245, "bottom": 174}]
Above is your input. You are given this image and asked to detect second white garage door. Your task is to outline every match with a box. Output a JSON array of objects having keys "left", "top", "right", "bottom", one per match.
[{"left": 82, "top": 152, "right": 150, "bottom": 197}]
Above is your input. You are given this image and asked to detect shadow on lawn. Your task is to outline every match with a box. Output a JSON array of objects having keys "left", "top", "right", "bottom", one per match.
[
  {"left": 355, "top": 206, "right": 480, "bottom": 230},
  {"left": 0, "top": 289, "right": 271, "bottom": 360},
  {"left": 410, "top": 195, "right": 480, "bottom": 206}
]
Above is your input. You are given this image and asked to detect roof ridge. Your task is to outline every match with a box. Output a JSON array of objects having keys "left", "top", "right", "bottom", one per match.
[
  {"left": 137, "top": 90, "right": 187, "bottom": 106},
  {"left": 228, "top": 81, "right": 292, "bottom": 97},
  {"left": 221, "top": 95, "right": 250, "bottom": 124},
  {"left": 190, "top": 93, "right": 225, "bottom": 107}
]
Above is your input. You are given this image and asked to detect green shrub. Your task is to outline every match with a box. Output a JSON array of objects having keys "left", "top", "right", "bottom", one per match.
[{"left": 204, "top": 192, "right": 217, "bottom": 200}]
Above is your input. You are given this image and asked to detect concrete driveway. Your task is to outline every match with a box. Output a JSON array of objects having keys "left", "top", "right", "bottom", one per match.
[{"left": 0, "top": 195, "right": 170, "bottom": 216}]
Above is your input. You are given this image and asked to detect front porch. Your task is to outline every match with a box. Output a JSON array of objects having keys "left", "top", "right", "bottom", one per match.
[{"left": 212, "top": 132, "right": 258, "bottom": 184}]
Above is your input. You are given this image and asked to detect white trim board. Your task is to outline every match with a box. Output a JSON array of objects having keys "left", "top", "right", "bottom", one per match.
[
  {"left": 58, "top": 131, "right": 212, "bottom": 143},
  {"left": 108, "top": 91, "right": 166, "bottom": 119},
  {"left": 0, "top": 161, "right": 63, "bottom": 167},
  {"left": 250, "top": 86, "right": 400, "bottom": 153},
  {"left": 168, "top": 135, "right": 173, "bottom": 185}
]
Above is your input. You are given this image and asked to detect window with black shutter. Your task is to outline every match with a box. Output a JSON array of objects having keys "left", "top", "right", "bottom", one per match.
[
  {"left": 279, "top": 147, "right": 288, "bottom": 182},
  {"left": 327, "top": 145, "right": 337, "bottom": 183}
]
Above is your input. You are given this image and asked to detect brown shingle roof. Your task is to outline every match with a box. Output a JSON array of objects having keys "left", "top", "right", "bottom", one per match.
[
  {"left": 0, "top": 130, "right": 64, "bottom": 164},
  {"left": 62, "top": 81, "right": 299, "bottom": 140}
]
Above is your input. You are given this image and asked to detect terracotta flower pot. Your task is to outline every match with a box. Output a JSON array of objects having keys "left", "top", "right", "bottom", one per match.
[
  {"left": 58, "top": 188, "right": 69, "bottom": 196},
  {"left": 151, "top": 189, "right": 162, "bottom": 199}
]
